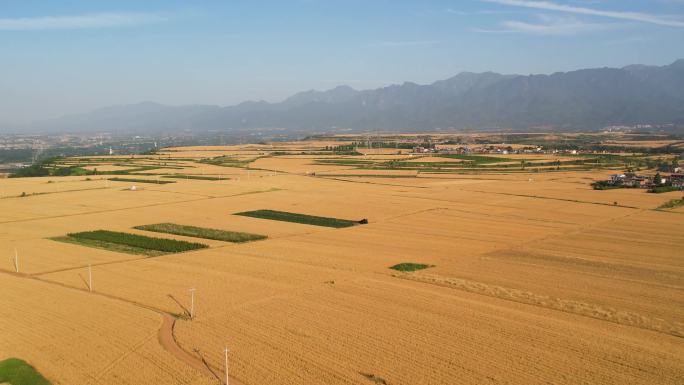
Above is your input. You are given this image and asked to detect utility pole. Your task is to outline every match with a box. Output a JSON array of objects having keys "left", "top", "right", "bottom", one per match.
[
  {"left": 88, "top": 264, "right": 93, "bottom": 292},
  {"left": 13, "top": 248, "right": 19, "bottom": 273},
  {"left": 224, "top": 347, "right": 230, "bottom": 385},
  {"left": 189, "top": 288, "right": 196, "bottom": 319}
]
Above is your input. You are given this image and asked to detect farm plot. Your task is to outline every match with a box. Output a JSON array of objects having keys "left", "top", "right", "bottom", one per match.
[
  {"left": 51, "top": 230, "right": 208, "bottom": 256},
  {"left": 173, "top": 275, "right": 684, "bottom": 385},
  {"left": 234, "top": 209, "right": 361, "bottom": 228},
  {"left": 4, "top": 141, "right": 684, "bottom": 385},
  {"left": 109, "top": 177, "right": 176, "bottom": 185},
  {"left": 389, "top": 262, "right": 434, "bottom": 272},
  {"left": 161, "top": 175, "right": 226, "bottom": 181},
  {"left": 134, "top": 223, "right": 267, "bottom": 243}
]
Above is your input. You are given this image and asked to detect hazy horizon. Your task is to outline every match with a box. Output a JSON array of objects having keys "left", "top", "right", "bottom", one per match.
[{"left": 2, "top": 0, "right": 684, "bottom": 125}]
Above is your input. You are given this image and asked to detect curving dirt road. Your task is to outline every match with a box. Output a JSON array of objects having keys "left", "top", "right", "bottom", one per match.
[
  {"left": 159, "top": 313, "right": 246, "bottom": 385},
  {"left": 0, "top": 267, "right": 245, "bottom": 385}
]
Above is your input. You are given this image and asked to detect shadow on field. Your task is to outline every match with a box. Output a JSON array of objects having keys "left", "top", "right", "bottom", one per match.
[
  {"left": 77, "top": 273, "right": 90, "bottom": 291},
  {"left": 193, "top": 348, "right": 222, "bottom": 382},
  {"left": 168, "top": 294, "right": 190, "bottom": 317},
  {"left": 360, "top": 372, "right": 389, "bottom": 385}
]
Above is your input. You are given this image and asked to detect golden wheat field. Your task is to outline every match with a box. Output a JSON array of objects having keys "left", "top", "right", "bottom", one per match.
[{"left": 1, "top": 141, "right": 683, "bottom": 385}]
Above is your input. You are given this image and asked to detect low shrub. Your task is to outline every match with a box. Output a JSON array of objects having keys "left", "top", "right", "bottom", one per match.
[
  {"left": 389, "top": 263, "right": 434, "bottom": 272},
  {"left": 656, "top": 197, "right": 684, "bottom": 210}
]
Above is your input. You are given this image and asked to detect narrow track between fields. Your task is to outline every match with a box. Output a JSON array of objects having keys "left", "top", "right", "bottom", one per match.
[{"left": 0, "top": 268, "right": 246, "bottom": 385}]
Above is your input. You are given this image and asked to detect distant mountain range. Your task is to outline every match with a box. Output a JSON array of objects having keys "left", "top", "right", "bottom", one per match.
[{"left": 29, "top": 60, "right": 684, "bottom": 134}]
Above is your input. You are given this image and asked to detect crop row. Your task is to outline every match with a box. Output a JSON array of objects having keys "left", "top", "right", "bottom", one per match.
[
  {"left": 161, "top": 175, "right": 226, "bottom": 181},
  {"left": 108, "top": 177, "right": 176, "bottom": 184},
  {"left": 66, "top": 230, "right": 208, "bottom": 253},
  {"left": 234, "top": 209, "right": 360, "bottom": 228},
  {"left": 134, "top": 223, "right": 266, "bottom": 243}
]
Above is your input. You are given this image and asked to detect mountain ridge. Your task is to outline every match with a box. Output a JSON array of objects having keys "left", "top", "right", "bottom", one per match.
[{"left": 25, "top": 60, "right": 684, "bottom": 134}]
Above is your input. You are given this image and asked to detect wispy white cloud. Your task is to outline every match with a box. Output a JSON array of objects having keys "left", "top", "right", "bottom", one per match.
[
  {"left": 0, "top": 12, "right": 165, "bottom": 31},
  {"left": 446, "top": 8, "right": 518, "bottom": 16},
  {"left": 507, "top": 18, "right": 612, "bottom": 34},
  {"left": 475, "top": 14, "right": 618, "bottom": 35},
  {"left": 482, "top": 0, "right": 684, "bottom": 27},
  {"left": 367, "top": 40, "right": 441, "bottom": 47}
]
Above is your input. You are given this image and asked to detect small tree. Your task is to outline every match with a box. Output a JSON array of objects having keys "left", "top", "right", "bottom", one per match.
[{"left": 654, "top": 172, "right": 662, "bottom": 186}]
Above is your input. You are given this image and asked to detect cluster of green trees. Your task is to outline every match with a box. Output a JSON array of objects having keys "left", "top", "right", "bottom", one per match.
[
  {"left": 8, "top": 163, "right": 51, "bottom": 178},
  {"left": 8, "top": 157, "right": 93, "bottom": 178},
  {"left": 649, "top": 171, "right": 681, "bottom": 193},
  {"left": 591, "top": 180, "right": 624, "bottom": 190}
]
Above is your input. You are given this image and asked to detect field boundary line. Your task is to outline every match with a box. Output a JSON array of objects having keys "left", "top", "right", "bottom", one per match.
[
  {"left": 0, "top": 187, "right": 284, "bottom": 225},
  {"left": 461, "top": 188, "right": 641, "bottom": 209},
  {"left": 315, "top": 175, "right": 429, "bottom": 188},
  {"left": 0, "top": 186, "right": 110, "bottom": 200},
  {"left": 93, "top": 332, "right": 157, "bottom": 381},
  {"left": 396, "top": 272, "right": 684, "bottom": 339}
]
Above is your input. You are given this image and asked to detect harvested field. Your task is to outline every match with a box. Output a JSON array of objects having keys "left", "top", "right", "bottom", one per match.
[
  {"left": 1, "top": 140, "right": 683, "bottom": 385},
  {"left": 0, "top": 275, "right": 214, "bottom": 385}
]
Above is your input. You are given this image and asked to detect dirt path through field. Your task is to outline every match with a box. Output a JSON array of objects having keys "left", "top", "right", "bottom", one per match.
[
  {"left": 159, "top": 314, "right": 244, "bottom": 385},
  {"left": 0, "top": 268, "right": 244, "bottom": 385}
]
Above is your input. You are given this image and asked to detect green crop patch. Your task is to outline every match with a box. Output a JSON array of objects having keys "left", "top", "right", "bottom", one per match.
[
  {"left": 389, "top": 263, "right": 434, "bottom": 272},
  {"left": 134, "top": 223, "right": 267, "bottom": 243},
  {"left": 319, "top": 174, "right": 417, "bottom": 179},
  {"left": 436, "top": 154, "right": 513, "bottom": 164},
  {"left": 161, "top": 175, "right": 226, "bottom": 181},
  {"left": 0, "top": 358, "right": 51, "bottom": 385},
  {"left": 108, "top": 177, "right": 175, "bottom": 184},
  {"left": 656, "top": 198, "right": 684, "bottom": 210},
  {"left": 51, "top": 235, "right": 166, "bottom": 256},
  {"left": 649, "top": 185, "right": 680, "bottom": 193},
  {"left": 51, "top": 230, "right": 208, "bottom": 255},
  {"left": 235, "top": 209, "right": 360, "bottom": 228}
]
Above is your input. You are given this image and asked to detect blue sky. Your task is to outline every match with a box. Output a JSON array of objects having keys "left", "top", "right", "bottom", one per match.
[{"left": 1, "top": 0, "right": 683, "bottom": 123}]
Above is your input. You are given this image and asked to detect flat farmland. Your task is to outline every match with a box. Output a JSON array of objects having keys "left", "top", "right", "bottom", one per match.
[
  {"left": 1, "top": 143, "right": 683, "bottom": 385},
  {"left": 0, "top": 275, "right": 214, "bottom": 385}
]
